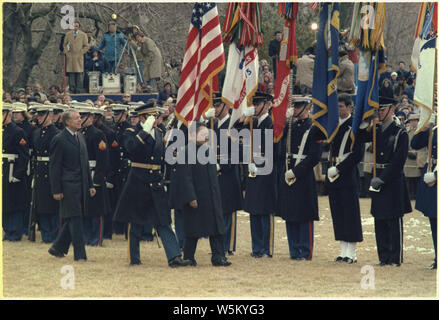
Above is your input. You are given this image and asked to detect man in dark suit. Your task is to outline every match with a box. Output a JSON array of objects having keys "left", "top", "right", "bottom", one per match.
[
  {"left": 48, "top": 109, "right": 96, "bottom": 261},
  {"left": 268, "top": 31, "right": 282, "bottom": 80}
]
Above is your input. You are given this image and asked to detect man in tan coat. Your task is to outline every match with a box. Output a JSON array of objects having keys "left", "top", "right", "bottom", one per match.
[
  {"left": 63, "top": 21, "right": 90, "bottom": 93},
  {"left": 296, "top": 48, "right": 314, "bottom": 94},
  {"left": 143, "top": 36, "right": 163, "bottom": 92},
  {"left": 337, "top": 49, "right": 355, "bottom": 94}
]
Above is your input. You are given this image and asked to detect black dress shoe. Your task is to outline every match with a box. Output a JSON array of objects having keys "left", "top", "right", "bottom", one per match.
[
  {"left": 389, "top": 262, "right": 401, "bottom": 267},
  {"left": 251, "top": 253, "right": 263, "bottom": 258},
  {"left": 376, "top": 262, "right": 387, "bottom": 267},
  {"left": 343, "top": 257, "right": 357, "bottom": 264},
  {"left": 212, "top": 258, "right": 232, "bottom": 267},
  {"left": 335, "top": 256, "right": 344, "bottom": 262},
  {"left": 428, "top": 262, "right": 437, "bottom": 270},
  {"left": 168, "top": 256, "right": 192, "bottom": 268},
  {"left": 48, "top": 247, "right": 65, "bottom": 258},
  {"left": 227, "top": 251, "right": 234, "bottom": 256},
  {"left": 262, "top": 254, "right": 273, "bottom": 258}
]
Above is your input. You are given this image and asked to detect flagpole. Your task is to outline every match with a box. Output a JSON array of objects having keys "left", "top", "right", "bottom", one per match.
[
  {"left": 372, "top": 117, "right": 377, "bottom": 179},
  {"left": 249, "top": 116, "right": 256, "bottom": 178}
]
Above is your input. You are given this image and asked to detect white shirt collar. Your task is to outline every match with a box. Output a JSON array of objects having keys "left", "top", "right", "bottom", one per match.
[
  {"left": 66, "top": 127, "right": 76, "bottom": 136},
  {"left": 339, "top": 114, "right": 351, "bottom": 126},
  {"left": 258, "top": 113, "right": 269, "bottom": 127},
  {"left": 218, "top": 114, "right": 230, "bottom": 129}
]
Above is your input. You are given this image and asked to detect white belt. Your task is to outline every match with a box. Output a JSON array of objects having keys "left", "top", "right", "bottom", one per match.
[
  {"left": 292, "top": 154, "right": 307, "bottom": 160},
  {"left": 335, "top": 152, "right": 351, "bottom": 164},
  {"left": 3, "top": 153, "right": 18, "bottom": 183},
  {"left": 89, "top": 160, "right": 97, "bottom": 168},
  {"left": 37, "top": 156, "right": 50, "bottom": 162},
  {"left": 3, "top": 153, "right": 18, "bottom": 162}
]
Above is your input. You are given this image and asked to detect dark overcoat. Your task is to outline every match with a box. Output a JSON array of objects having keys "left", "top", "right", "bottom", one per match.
[
  {"left": 411, "top": 126, "right": 437, "bottom": 218},
  {"left": 49, "top": 129, "right": 93, "bottom": 218},
  {"left": 170, "top": 144, "right": 225, "bottom": 238}
]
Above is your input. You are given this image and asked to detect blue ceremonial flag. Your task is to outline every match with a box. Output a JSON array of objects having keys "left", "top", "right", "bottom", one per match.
[
  {"left": 351, "top": 49, "right": 386, "bottom": 139},
  {"left": 312, "top": 3, "right": 340, "bottom": 142}
]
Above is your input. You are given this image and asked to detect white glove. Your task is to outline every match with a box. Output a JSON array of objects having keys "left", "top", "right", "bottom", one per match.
[
  {"left": 141, "top": 115, "right": 155, "bottom": 134},
  {"left": 424, "top": 172, "right": 436, "bottom": 184},
  {"left": 204, "top": 108, "right": 215, "bottom": 119},
  {"left": 359, "top": 121, "right": 369, "bottom": 129},
  {"left": 285, "top": 107, "right": 294, "bottom": 119},
  {"left": 429, "top": 113, "right": 436, "bottom": 125},
  {"left": 10, "top": 177, "right": 21, "bottom": 183},
  {"left": 106, "top": 182, "right": 114, "bottom": 189},
  {"left": 285, "top": 169, "right": 295, "bottom": 180},
  {"left": 248, "top": 163, "right": 257, "bottom": 174},
  {"left": 243, "top": 106, "right": 255, "bottom": 117},
  {"left": 327, "top": 166, "right": 338, "bottom": 178}
]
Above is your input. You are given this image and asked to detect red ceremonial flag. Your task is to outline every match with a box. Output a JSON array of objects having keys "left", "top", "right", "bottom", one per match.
[
  {"left": 272, "top": 3, "right": 298, "bottom": 142},
  {"left": 174, "top": 3, "right": 225, "bottom": 127}
]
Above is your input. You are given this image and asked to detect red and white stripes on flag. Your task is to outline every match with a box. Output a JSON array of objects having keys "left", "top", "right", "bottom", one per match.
[{"left": 174, "top": 3, "right": 225, "bottom": 127}]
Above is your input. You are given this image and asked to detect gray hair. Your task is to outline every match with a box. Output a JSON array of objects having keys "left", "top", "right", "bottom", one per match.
[{"left": 61, "top": 109, "right": 79, "bottom": 125}]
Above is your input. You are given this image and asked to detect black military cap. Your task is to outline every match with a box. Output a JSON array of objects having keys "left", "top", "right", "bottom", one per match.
[
  {"left": 212, "top": 92, "right": 223, "bottom": 106},
  {"left": 252, "top": 91, "right": 273, "bottom": 105},
  {"left": 135, "top": 99, "right": 161, "bottom": 116},
  {"left": 379, "top": 96, "right": 397, "bottom": 109}
]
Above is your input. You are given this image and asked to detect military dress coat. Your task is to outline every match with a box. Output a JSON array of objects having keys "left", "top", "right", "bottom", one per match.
[
  {"left": 411, "top": 126, "right": 437, "bottom": 218},
  {"left": 2, "top": 121, "right": 30, "bottom": 213},
  {"left": 358, "top": 121, "right": 412, "bottom": 219},
  {"left": 113, "top": 124, "right": 171, "bottom": 227},
  {"left": 214, "top": 117, "right": 243, "bottom": 215},
  {"left": 49, "top": 129, "right": 93, "bottom": 218},
  {"left": 82, "top": 125, "right": 111, "bottom": 218},
  {"left": 31, "top": 123, "right": 59, "bottom": 215},
  {"left": 324, "top": 116, "right": 364, "bottom": 242},
  {"left": 275, "top": 118, "right": 322, "bottom": 223}
]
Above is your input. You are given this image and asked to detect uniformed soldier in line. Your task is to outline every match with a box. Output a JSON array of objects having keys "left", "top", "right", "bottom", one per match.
[
  {"left": 2, "top": 103, "right": 30, "bottom": 241},
  {"left": 404, "top": 113, "right": 423, "bottom": 200},
  {"left": 113, "top": 101, "right": 191, "bottom": 267},
  {"left": 325, "top": 94, "right": 364, "bottom": 263},
  {"left": 275, "top": 96, "right": 322, "bottom": 260},
  {"left": 358, "top": 96, "right": 412, "bottom": 267},
  {"left": 79, "top": 106, "right": 111, "bottom": 246},
  {"left": 203, "top": 93, "right": 243, "bottom": 255},
  {"left": 12, "top": 102, "right": 35, "bottom": 236},
  {"left": 31, "top": 104, "right": 60, "bottom": 242},
  {"left": 411, "top": 114, "right": 437, "bottom": 270},
  {"left": 170, "top": 121, "right": 231, "bottom": 267},
  {"left": 53, "top": 104, "right": 68, "bottom": 130},
  {"left": 111, "top": 104, "right": 132, "bottom": 236},
  {"left": 236, "top": 92, "right": 276, "bottom": 258}
]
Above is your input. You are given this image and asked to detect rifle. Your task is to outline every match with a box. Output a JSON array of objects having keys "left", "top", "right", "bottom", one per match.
[{"left": 28, "top": 159, "right": 37, "bottom": 242}]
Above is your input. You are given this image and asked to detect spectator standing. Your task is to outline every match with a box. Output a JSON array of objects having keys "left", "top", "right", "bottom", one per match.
[
  {"left": 97, "top": 21, "right": 126, "bottom": 74},
  {"left": 268, "top": 31, "right": 282, "bottom": 80}
]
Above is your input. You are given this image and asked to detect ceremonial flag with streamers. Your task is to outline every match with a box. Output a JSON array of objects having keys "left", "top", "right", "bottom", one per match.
[
  {"left": 221, "top": 2, "right": 263, "bottom": 130},
  {"left": 311, "top": 3, "right": 340, "bottom": 142},
  {"left": 175, "top": 3, "right": 225, "bottom": 127},
  {"left": 411, "top": 3, "right": 437, "bottom": 134},
  {"left": 272, "top": 3, "right": 299, "bottom": 142},
  {"left": 349, "top": 2, "right": 386, "bottom": 142}
]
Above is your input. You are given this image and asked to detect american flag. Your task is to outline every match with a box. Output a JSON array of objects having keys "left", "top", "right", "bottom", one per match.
[{"left": 174, "top": 3, "right": 225, "bottom": 127}]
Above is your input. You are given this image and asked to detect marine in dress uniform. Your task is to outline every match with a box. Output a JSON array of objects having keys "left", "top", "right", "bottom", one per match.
[
  {"left": 79, "top": 106, "right": 111, "bottom": 246},
  {"left": 410, "top": 115, "right": 437, "bottom": 270},
  {"left": 12, "top": 102, "right": 35, "bottom": 236},
  {"left": 2, "top": 103, "right": 30, "bottom": 241},
  {"left": 203, "top": 93, "right": 243, "bottom": 255},
  {"left": 237, "top": 92, "right": 277, "bottom": 258},
  {"left": 325, "top": 94, "right": 364, "bottom": 263},
  {"left": 113, "top": 101, "right": 191, "bottom": 267},
  {"left": 170, "top": 122, "right": 231, "bottom": 267},
  {"left": 275, "top": 96, "right": 322, "bottom": 260},
  {"left": 31, "top": 105, "right": 60, "bottom": 242},
  {"left": 93, "top": 107, "right": 119, "bottom": 239},
  {"left": 358, "top": 97, "right": 412, "bottom": 267}
]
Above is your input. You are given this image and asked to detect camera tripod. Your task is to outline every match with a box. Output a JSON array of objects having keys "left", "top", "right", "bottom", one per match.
[{"left": 115, "top": 37, "right": 144, "bottom": 84}]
